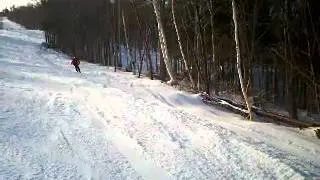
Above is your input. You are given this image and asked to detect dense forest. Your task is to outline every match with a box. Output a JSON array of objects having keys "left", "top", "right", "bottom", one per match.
[{"left": 2, "top": 0, "right": 320, "bottom": 122}]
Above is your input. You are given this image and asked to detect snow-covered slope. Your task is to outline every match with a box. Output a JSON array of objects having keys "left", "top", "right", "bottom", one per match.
[
  {"left": 1, "top": 19, "right": 320, "bottom": 179},
  {"left": 0, "top": 17, "right": 25, "bottom": 30}
]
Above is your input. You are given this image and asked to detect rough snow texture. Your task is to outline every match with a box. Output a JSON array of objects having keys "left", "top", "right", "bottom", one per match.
[{"left": 1, "top": 19, "right": 320, "bottom": 180}]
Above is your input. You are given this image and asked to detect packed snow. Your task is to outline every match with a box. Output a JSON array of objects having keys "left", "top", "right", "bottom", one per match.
[{"left": 1, "top": 18, "right": 320, "bottom": 179}]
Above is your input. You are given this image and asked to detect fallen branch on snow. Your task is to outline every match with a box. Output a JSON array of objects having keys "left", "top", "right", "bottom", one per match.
[{"left": 200, "top": 93, "right": 320, "bottom": 129}]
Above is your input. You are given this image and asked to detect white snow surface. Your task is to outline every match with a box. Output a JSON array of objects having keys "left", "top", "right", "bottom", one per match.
[
  {"left": 1, "top": 19, "right": 320, "bottom": 180},
  {"left": 1, "top": 17, "right": 25, "bottom": 30}
]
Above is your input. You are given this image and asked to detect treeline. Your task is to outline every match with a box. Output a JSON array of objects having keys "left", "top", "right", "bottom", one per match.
[{"left": 3, "top": 0, "right": 320, "bottom": 120}]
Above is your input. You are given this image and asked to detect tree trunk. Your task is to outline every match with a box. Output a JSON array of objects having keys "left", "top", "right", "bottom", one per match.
[
  {"left": 159, "top": 40, "right": 167, "bottom": 81},
  {"left": 198, "top": 5, "right": 209, "bottom": 94},
  {"left": 207, "top": 0, "right": 218, "bottom": 95},
  {"left": 146, "top": 29, "right": 154, "bottom": 80},
  {"left": 284, "top": 0, "right": 297, "bottom": 119},
  {"left": 117, "top": 0, "right": 122, "bottom": 68},
  {"left": 194, "top": 5, "right": 202, "bottom": 91},
  {"left": 133, "top": 40, "right": 137, "bottom": 75},
  {"left": 155, "top": 47, "right": 158, "bottom": 73},
  {"left": 152, "top": 0, "right": 177, "bottom": 85},
  {"left": 112, "top": 2, "right": 117, "bottom": 72},
  {"left": 232, "top": 0, "right": 253, "bottom": 120},
  {"left": 171, "top": 0, "right": 194, "bottom": 88},
  {"left": 122, "top": 10, "right": 132, "bottom": 70},
  {"left": 138, "top": 39, "right": 145, "bottom": 78}
]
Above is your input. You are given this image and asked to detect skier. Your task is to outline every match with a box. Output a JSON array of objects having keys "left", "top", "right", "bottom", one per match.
[{"left": 71, "top": 56, "right": 81, "bottom": 73}]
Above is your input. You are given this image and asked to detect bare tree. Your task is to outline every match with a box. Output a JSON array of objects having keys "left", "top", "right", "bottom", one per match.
[
  {"left": 152, "top": 0, "right": 177, "bottom": 85},
  {"left": 207, "top": 0, "right": 218, "bottom": 95},
  {"left": 122, "top": 10, "right": 133, "bottom": 71},
  {"left": 171, "top": 0, "right": 194, "bottom": 88},
  {"left": 232, "top": 0, "right": 253, "bottom": 120}
]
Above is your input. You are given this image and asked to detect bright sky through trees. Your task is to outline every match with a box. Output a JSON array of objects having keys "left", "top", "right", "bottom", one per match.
[{"left": 0, "top": 0, "right": 33, "bottom": 11}]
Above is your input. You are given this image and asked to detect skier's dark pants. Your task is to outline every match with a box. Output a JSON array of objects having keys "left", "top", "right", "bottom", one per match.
[{"left": 74, "top": 65, "right": 81, "bottom": 73}]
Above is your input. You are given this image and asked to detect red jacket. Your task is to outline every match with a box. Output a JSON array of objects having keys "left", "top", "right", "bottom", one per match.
[{"left": 71, "top": 58, "right": 80, "bottom": 66}]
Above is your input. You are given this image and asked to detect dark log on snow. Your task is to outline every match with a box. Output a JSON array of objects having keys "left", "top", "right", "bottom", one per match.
[{"left": 200, "top": 93, "right": 320, "bottom": 128}]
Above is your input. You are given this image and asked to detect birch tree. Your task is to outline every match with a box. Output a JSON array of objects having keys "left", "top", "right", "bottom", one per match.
[
  {"left": 152, "top": 0, "right": 177, "bottom": 85},
  {"left": 232, "top": 0, "right": 253, "bottom": 120},
  {"left": 171, "top": 0, "right": 194, "bottom": 88}
]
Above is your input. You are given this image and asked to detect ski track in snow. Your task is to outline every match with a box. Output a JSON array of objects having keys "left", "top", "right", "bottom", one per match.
[{"left": 1, "top": 18, "right": 320, "bottom": 179}]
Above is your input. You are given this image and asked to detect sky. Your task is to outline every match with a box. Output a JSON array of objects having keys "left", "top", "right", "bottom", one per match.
[{"left": 0, "top": 0, "right": 33, "bottom": 11}]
